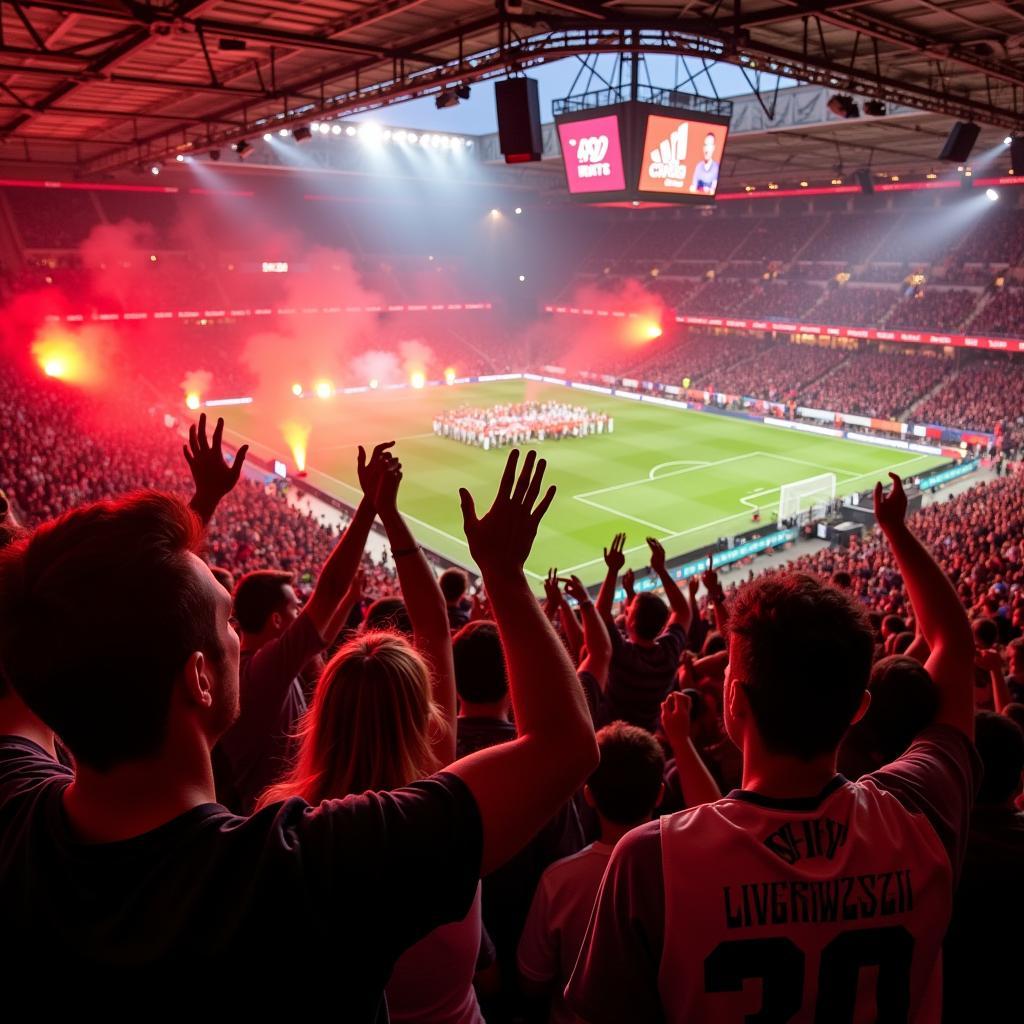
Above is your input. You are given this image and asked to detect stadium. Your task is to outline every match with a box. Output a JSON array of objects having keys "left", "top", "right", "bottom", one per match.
[{"left": 0, "top": 0, "right": 1021, "bottom": 1016}]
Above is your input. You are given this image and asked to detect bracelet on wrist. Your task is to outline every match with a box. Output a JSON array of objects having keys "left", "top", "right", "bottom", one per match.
[{"left": 391, "top": 544, "right": 421, "bottom": 559}]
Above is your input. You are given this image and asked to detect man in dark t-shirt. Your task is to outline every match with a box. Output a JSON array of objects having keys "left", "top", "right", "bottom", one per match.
[
  {"left": 0, "top": 735, "right": 481, "bottom": 1005},
  {"left": 0, "top": 449, "right": 599, "bottom": 1007},
  {"left": 596, "top": 536, "right": 691, "bottom": 733},
  {"left": 944, "top": 711, "right": 1024, "bottom": 1019}
]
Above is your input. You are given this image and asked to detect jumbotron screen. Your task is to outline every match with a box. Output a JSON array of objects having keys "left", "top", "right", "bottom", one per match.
[
  {"left": 555, "top": 101, "right": 731, "bottom": 206},
  {"left": 557, "top": 114, "right": 626, "bottom": 194},
  {"left": 637, "top": 115, "right": 729, "bottom": 197}
]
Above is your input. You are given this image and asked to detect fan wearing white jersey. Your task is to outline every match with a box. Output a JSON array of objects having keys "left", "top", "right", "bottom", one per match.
[{"left": 567, "top": 473, "right": 980, "bottom": 1023}]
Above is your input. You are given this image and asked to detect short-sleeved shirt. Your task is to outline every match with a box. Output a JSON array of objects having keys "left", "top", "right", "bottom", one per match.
[
  {"left": 0, "top": 737, "right": 482, "bottom": 1011},
  {"left": 517, "top": 842, "right": 614, "bottom": 1024},
  {"left": 607, "top": 623, "right": 686, "bottom": 732},
  {"left": 455, "top": 717, "right": 585, "bottom": 972},
  {"left": 567, "top": 725, "right": 980, "bottom": 1023},
  {"left": 943, "top": 804, "right": 1024, "bottom": 1020},
  {"left": 214, "top": 610, "right": 325, "bottom": 813}
]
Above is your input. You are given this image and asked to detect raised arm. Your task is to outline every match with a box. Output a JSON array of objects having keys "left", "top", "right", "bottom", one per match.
[
  {"left": 369, "top": 446, "right": 456, "bottom": 766},
  {"left": 565, "top": 575, "right": 612, "bottom": 691},
  {"left": 702, "top": 556, "right": 729, "bottom": 634},
  {"left": 449, "top": 450, "right": 599, "bottom": 875},
  {"left": 661, "top": 691, "right": 721, "bottom": 808},
  {"left": 596, "top": 533, "right": 626, "bottom": 623},
  {"left": 302, "top": 442, "right": 389, "bottom": 639},
  {"left": 875, "top": 473, "right": 975, "bottom": 738},
  {"left": 977, "top": 648, "right": 1011, "bottom": 714},
  {"left": 183, "top": 413, "right": 249, "bottom": 525},
  {"left": 646, "top": 537, "right": 691, "bottom": 633}
]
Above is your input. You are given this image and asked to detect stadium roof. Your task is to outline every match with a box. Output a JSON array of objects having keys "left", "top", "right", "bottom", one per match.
[{"left": 1, "top": 0, "right": 1022, "bottom": 179}]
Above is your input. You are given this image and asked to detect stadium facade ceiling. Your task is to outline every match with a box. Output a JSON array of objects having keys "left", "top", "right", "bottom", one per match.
[{"left": 0, "top": 0, "right": 1022, "bottom": 177}]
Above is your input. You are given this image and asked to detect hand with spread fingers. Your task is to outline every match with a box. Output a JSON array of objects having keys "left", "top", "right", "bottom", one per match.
[
  {"left": 459, "top": 449, "right": 556, "bottom": 577},
  {"left": 184, "top": 413, "right": 248, "bottom": 524},
  {"left": 604, "top": 532, "right": 627, "bottom": 573}
]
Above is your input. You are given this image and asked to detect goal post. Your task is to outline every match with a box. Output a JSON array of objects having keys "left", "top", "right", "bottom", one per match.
[{"left": 777, "top": 473, "right": 837, "bottom": 525}]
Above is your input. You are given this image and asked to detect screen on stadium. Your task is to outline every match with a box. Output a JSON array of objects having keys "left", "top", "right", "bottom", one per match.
[
  {"left": 557, "top": 114, "right": 626, "bottom": 194},
  {"left": 637, "top": 115, "right": 729, "bottom": 196}
]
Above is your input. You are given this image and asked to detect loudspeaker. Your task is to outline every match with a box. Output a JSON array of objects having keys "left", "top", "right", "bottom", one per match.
[
  {"left": 495, "top": 77, "right": 542, "bottom": 163},
  {"left": 1010, "top": 137, "right": 1024, "bottom": 175},
  {"left": 853, "top": 168, "right": 874, "bottom": 194},
  {"left": 938, "top": 121, "right": 980, "bottom": 163}
]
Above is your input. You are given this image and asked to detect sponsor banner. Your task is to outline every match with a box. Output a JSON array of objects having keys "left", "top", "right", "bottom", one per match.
[
  {"left": 870, "top": 418, "right": 905, "bottom": 434},
  {"left": 615, "top": 528, "right": 799, "bottom": 601},
  {"left": 558, "top": 114, "right": 626, "bottom": 193},
  {"left": 908, "top": 442, "right": 944, "bottom": 456},
  {"left": 476, "top": 373, "right": 523, "bottom": 382},
  {"left": 918, "top": 460, "right": 979, "bottom": 490},
  {"left": 844, "top": 432, "right": 908, "bottom": 450}
]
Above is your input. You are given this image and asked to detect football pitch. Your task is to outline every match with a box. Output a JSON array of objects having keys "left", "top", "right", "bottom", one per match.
[{"left": 223, "top": 380, "right": 947, "bottom": 586}]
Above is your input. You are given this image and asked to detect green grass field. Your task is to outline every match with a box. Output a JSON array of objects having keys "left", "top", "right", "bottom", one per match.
[{"left": 222, "top": 380, "right": 947, "bottom": 586}]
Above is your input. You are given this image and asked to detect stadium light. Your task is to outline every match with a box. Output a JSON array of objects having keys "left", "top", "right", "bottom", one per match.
[
  {"left": 344, "top": 125, "right": 357, "bottom": 136},
  {"left": 150, "top": 165, "right": 160, "bottom": 175},
  {"left": 410, "top": 371, "right": 426, "bottom": 389},
  {"left": 986, "top": 188, "right": 999, "bottom": 201},
  {"left": 332, "top": 125, "right": 343, "bottom": 136},
  {"left": 1005, "top": 136, "right": 1013, "bottom": 146},
  {"left": 444, "top": 367, "right": 457, "bottom": 385},
  {"left": 827, "top": 94, "right": 860, "bottom": 119},
  {"left": 369, "top": 378, "right": 380, "bottom": 389},
  {"left": 278, "top": 128, "right": 290, "bottom": 137},
  {"left": 291, "top": 383, "right": 303, "bottom": 397},
  {"left": 185, "top": 392, "right": 201, "bottom": 411},
  {"left": 263, "top": 133, "right": 272, "bottom": 142},
  {"left": 514, "top": 207, "right": 523, "bottom": 214},
  {"left": 175, "top": 154, "right": 186, "bottom": 163},
  {"left": 314, "top": 379, "right": 334, "bottom": 400},
  {"left": 518, "top": 274, "right": 526, "bottom": 282}
]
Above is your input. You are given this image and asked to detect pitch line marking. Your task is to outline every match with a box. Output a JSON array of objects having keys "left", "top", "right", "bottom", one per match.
[
  {"left": 574, "top": 495, "right": 674, "bottom": 535},
  {"left": 578, "top": 451, "right": 762, "bottom": 500},
  {"left": 648, "top": 460, "right": 710, "bottom": 479}
]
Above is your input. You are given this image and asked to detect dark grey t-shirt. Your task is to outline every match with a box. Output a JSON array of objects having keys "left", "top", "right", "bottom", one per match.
[{"left": 0, "top": 737, "right": 483, "bottom": 1011}]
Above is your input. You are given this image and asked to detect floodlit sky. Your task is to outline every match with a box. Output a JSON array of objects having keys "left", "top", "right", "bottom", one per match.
[{"left": 350, "top": 56, "right": 791, "bottom": 135}]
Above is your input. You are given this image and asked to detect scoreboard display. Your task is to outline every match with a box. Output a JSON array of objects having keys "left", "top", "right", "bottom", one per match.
[{"left": 555, "top": 101, "right": 731, "bottom": 206}]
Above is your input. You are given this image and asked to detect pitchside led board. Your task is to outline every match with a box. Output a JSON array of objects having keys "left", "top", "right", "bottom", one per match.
[{"left": 555, "top": 102, "right": 730, "bottom": 206}]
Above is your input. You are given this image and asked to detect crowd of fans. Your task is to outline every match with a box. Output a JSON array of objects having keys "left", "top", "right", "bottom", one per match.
[
  {"left": 0, "top": 357, "right": 1018, "bottom": 1016},
  {"left": 969, "top": 286, "right": 1024, "bottom": 337},
  {"left": 700, "top": 340, "right": 847, "bottom": 401},
  {"left": 801, "top": 349, "right": 953, "bottom": 418},
  {"left": 912, "top": 358, "right": 1024, "bottom": 438},
  {"left": 0, "top": 366, "right": 399, "bottom": 599},
  {"left": 887, "top": 288, "right": 979, "bottom": 332}
]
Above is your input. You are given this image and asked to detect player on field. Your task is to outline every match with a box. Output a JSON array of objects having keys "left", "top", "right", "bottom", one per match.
[{"left": 567, "top": 473, "right": 979, "bottom": 1022}]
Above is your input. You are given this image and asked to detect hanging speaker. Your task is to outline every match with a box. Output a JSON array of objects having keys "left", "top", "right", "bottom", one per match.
[
  {"left": 938, "top": 122, "right": 980, "bottom": 163},
  {"left": 853, "top": 168, "right": 874, "bottom": 194},
  {"left": 1010, "top": 137, "right": 1024, "bottom": 175},
  {"left": 495, "top": 77, "right": 542, "bottom": 164}
]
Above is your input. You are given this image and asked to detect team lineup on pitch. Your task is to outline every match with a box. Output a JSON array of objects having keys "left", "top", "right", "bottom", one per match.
[{"left": 224, "top": 379, "right": 946, "bottom": 585}]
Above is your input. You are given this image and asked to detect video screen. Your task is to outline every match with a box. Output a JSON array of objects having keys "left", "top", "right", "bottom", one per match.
[
  {"left": 557, "top": 114, "right": 626, "bottom": 194},
  {"left": 637, "top": 115, "right": 729, "bottom": 196}
]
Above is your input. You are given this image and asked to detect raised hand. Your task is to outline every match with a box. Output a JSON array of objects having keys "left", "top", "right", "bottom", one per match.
[
  {"left": 874, "top": 472, "right": 908, "bottom": 535},
  {"left": 184, "top": 413, "right": 248, "bottom": 523},
  {"left": 975, "top": 648, "right": 1004, "bottom": 673},
  {"left": 357, "top": 441, "right": 398, "bottom": 513},
  {"left": 544, "top": 567, "right": 563, "bottom": 612},
  {"left": 646, "top": 536, "right": 666, "bottom": 574},
  {"left": 622, "top": 567, "right": 636, "bottom": 598},
  {"left": 460, "top": 449, "right": 555, "bottom": 576},
  {"left": 701, "top": 554, "right": 722, "bottom": 601},
  {"left": 562, "top": 574, "right": 592, "bottom": 606},
  {"left": 688, "top": 575, "right": 700, "bottom": 600},
  {"left": 661, "top": 690, "right": 694, "bottom": 752},
  {"left": 604, "top": 532, "right": 626, "bottom": 573}
]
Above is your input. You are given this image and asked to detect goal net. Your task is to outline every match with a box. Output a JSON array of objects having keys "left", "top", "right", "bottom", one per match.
[{"left": 777, "top": 473, "right": 837, "bottom": 525}]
